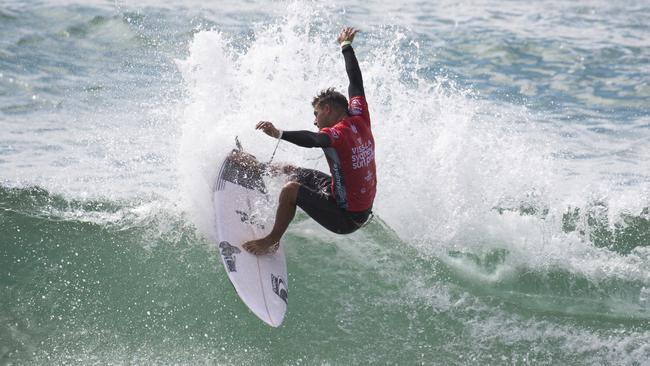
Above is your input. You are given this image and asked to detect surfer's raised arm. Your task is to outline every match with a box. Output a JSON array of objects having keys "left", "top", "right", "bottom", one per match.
[
  {"left": 338, "top": 27, "right": 364, "bottom": 98},
  {"left": 254, "top": 28, "right": 366, "bottom": 149}
]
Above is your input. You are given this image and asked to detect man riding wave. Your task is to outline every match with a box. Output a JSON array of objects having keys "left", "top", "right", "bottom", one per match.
[{"left": 242, "top": 26, "right": 377, "bottom": 255}]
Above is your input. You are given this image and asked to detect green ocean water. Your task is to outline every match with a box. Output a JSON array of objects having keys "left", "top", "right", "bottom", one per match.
[
  {"left": 2, "top": 0, "right": 650, "bottom": 364},
  {"left": 2, "top": 186, "right": 649, "bottom": 364}
]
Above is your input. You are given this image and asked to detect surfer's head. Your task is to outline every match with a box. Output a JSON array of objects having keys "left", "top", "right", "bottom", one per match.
[{"left": 312, "top": 88, "right": 348, "bottom": 129}]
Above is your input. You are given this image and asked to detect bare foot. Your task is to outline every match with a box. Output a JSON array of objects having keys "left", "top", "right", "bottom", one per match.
[{"left": 243, "top": 236, "right": 279, "bottom": 255}]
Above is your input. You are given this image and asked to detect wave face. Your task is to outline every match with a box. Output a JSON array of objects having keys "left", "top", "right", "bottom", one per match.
[
  {"left": 3, "top": 184, "right": 648, "bottom": 365},
  {"left": 2, "top": 0, "right": 649, "bottom": 364}
]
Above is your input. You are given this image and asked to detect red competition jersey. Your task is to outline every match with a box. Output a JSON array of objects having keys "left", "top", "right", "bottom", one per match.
[{"left": 320, "top": 96, "right": 376, "bottom": 212}]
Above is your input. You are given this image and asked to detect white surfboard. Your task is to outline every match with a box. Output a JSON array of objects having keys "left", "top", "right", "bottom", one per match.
[{"left": 213, "top": 150, "right": 288, "bottom": 327}]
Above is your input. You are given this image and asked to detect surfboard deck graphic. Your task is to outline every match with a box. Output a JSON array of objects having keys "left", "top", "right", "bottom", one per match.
[{"left": 213, "top": 150, "right": 288, "bottom": 327}]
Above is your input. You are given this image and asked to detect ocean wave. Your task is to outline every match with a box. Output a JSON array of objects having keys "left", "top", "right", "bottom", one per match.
[
  {"left": 0, "top": 185, "right": 188, "bottom": 237},
  {"left": 493, "top": 196, "right": 650, "bottom": 255}
]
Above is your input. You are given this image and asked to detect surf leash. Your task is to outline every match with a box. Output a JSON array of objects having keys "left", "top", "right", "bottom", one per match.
[{"left": 267, "top": 130, "right": 283, "bottom": 165}]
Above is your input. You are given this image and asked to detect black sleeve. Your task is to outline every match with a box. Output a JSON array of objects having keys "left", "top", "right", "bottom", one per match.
[
  {"left": 342, "top": 45, "right": 364, "bottom": 98},
  {"left": 281, "top": 130, "right": 331, "bottom": 148}
]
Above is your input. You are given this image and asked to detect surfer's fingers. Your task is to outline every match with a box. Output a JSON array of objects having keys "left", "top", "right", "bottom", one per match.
[
  {"left": 243, "top": 243, "right": 274, "bottom": 256},
  {"left": 338, "top": 27, "right": 353, "bottom": 42},
  {"left": 338, "top": 27, "right": 359, "bottom": 43},
  {"left": 242, "top": 242, "right": 254, "bottom": 253},
  {"left": 256, "top": 121, "right": 275, "bottom": 134}
]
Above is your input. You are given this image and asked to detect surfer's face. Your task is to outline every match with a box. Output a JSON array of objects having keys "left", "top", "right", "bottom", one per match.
[
  {"left": 313, "top": 105, "right": 330, "bottom": 129},
  {"left": 313, "top": 104, "right": 342, "bottom": 129}
]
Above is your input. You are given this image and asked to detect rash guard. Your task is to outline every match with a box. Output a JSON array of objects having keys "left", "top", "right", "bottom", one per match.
[{"left": 280, "top": 45, "right": 376, "bottom": 212}]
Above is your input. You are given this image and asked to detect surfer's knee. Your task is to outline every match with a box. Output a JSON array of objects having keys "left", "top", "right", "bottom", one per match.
[{"left": 279, "top": 182, "right": 300, "bottom": 204}]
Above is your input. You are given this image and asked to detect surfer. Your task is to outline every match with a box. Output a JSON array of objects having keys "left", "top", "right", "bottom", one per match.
[{"left": 243, "top": 26, "right": 376, "bottom": 255}]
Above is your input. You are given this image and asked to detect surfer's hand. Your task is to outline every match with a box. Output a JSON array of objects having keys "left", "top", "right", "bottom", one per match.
[
  {"left": 256, "top": 121, "right": 281, "bottom": 138},
  {"left": 337, "top": 26, "right": 358, "bottom": 44}
]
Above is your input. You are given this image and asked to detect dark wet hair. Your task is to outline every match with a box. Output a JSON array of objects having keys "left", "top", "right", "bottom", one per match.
[{"left": 312, "top": 87, "right": 348, "bottom": 112}]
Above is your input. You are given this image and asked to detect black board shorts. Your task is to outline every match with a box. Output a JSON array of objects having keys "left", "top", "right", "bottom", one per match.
[{"left": 293, "top": 168, "right": 371, "bottom": 234}]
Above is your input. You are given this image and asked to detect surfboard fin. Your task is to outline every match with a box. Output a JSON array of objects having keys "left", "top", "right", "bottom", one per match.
[{"left": 235, "top": 136, "right": 243, "bottom": 151}]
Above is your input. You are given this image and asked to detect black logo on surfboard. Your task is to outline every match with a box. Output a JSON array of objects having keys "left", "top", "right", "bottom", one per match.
[
  {"left": 219, "top": 241, "right": 240, "bottom": 272},
  {"left": 271, "top": 274, "right": 288, "bottom": 304},
  {"left": 236, "top": 209, "right": 266, "bottom": 230}
]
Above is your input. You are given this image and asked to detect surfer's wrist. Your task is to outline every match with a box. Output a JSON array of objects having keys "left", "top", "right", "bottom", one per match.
[{"left": 340, "top": 40, "right": 352, "bottom": 48}]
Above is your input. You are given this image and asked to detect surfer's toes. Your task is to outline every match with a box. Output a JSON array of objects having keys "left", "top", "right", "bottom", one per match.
[{"left": 243, "top": 238, "right": 279, "bottom": 255}]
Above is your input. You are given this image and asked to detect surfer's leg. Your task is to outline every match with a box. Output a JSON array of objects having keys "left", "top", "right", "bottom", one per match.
[
  {"left": 290, "top": 167, "right": 330, "bottom": 192},
  {"left": 268, "top": 181, "right": 300, "bottom": 240},
  {"left": 243, "top": 182, "right": 300, "bottom": 255},
  {"left": 295, "top": 185, "right": 361, "bottom": 234},
  {"left": 289, "top": 168, "right": 362, "bottom": 234}
]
